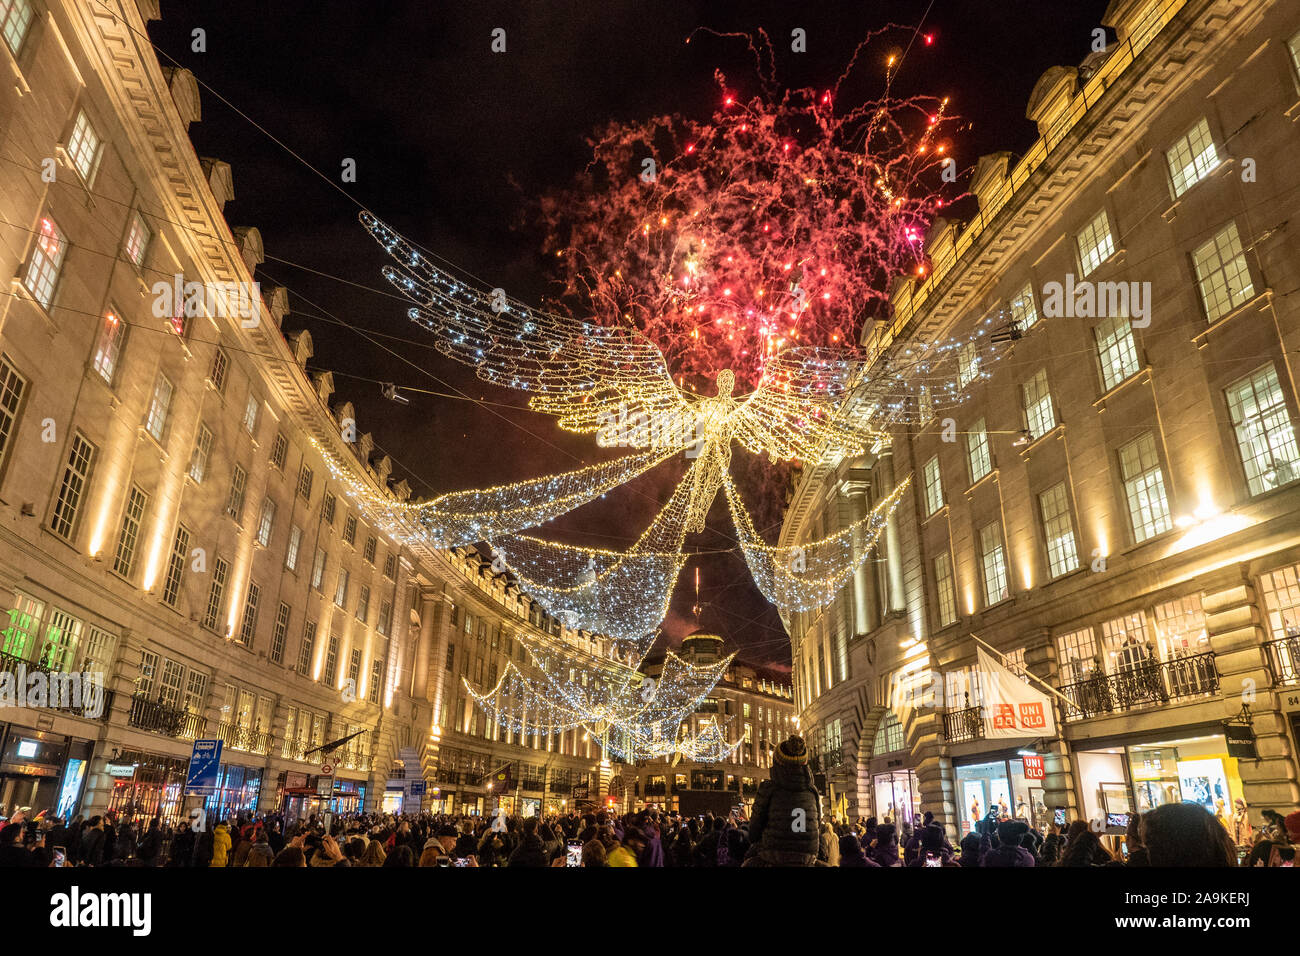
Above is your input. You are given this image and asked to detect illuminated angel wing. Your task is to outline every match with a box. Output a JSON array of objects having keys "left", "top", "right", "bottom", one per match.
[{"left": 362, "top": 212, "right": 689, "bottom": 442}]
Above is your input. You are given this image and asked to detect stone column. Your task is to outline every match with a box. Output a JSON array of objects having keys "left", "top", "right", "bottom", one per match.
[
  {"left": 843, "top": 479, "right": 880, "bottom": 635},
  {"left": 877, "top": 450, "right": 906, "bottom": 614},
  {"left": 411, "top": 584, "right": 436, "bottom": 701},
  {"left": 1204, "top": 573, "right": 1300, "bottom": 823},
  {"left": 1023, "top": 631, "right": 1079, "bottom": 821},
  {"left": 81, "top": 627, "right": 144, "bottom": 818}
]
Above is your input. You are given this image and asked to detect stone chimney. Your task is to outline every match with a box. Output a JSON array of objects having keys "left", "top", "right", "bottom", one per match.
[{"left": 199, "top": 158, "right": 234, "bottom": 213}]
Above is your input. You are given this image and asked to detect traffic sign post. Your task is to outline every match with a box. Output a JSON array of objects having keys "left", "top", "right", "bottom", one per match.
[{"left": 185, "top": 739, "right": 223, "bottom": 796}]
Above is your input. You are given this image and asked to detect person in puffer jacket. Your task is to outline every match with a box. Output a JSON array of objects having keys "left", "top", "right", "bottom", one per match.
[
  {"left": 209, "top": 822, "right": 231, "bottom": 867},
  {"left": 742, "top": 735, "right": 822, "bottom": 866},
  {"left": 982, "top": 820, "right": 1035, "bottom": 867}
]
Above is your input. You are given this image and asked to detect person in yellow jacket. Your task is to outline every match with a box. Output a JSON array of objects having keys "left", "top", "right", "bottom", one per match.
[
  {"left": 607, "top": 827, "right": 645, "bottom": 867},
  {"left": 210, "top": 821, "right": 231, "bottom": 867}
]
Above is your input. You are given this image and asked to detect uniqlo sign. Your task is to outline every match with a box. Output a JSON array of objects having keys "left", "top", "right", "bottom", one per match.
[{"left": 1022, "top": 755, "right": 1045, "bottom": 780}]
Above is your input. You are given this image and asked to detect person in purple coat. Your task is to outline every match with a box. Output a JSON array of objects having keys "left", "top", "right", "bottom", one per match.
[
  {"left": 838, "top": 831, "right": 880, "bottom": 867},
  {"left": 868, "top": 823, "right": 902, "bottom": 866},
  {"left": 982, "top": 820, "right": 1036, "bottom": 867}
]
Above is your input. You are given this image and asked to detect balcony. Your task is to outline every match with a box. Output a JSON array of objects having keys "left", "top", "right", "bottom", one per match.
[
  {"left": 212, "top": 720, "right": 273, "bottom": 755},
  {"left": 1265, "top": 637, "right": 1300, "bottom": 686},
  {"left": 1059, "top": 652, "right": 1218, "bottom": 720},
  {"left": 0, "top": 652, "right": 114, "bottom": 721},
  {"left": 128, "top": 694, "right": 192, "bottom": 737},
  {"left": 942, "top": 706, "right": 986, "bottom": 743},
  {"left": 282, "top": 737, "right": 308, "bottom": 761}
]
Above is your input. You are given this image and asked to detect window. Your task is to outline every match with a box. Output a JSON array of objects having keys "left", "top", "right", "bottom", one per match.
[
  {"left": 966, "top": 418, "right": 991, "bottom": 483},
  {"left": 161, "top": 523, "right": 190, "bottom": 608},
  {"left": 1010, "top": 281, "right": 1038, "bottom": 330},
  {"left": 369, "top": 658, "right": 384, "bottom": 704},
  {"left": 37, "top": 606, "right": 83, "bottom": 671},
  {"left": 364, "top": 535, "right": 376, "bottom": 564},
  {"left": 51, "top": 433, "right": 95, "bottom": 539},
  {"left": 1290, "top": 30, "right": 1300, "bottom": 83},
  {"left": 124, "top": 211, "right": 150, "bottom": 267},
  {"left": 1193, "top": 222, "right": 1254, "bottom": 323},
  {"left": 324, "top": 634, "right": 339, "bottom": 685},
  {"left": 1038, "top": 482, "right": 1078, "bottom": 578},
  {"left": 1153, "top": 594, "right": 1209, "bottom": 659},
  {"left": 270, "top": 432, "right": 287, "bottom": 470},
  {"left": 1076, "top": 209, "right": 1114, "bottom": 277},
  {"left": 92, "top": 309, "right": 127, "bottom": 383},
  {"left": 922, "top": 456, "right": 944, "bottom": 515},
  {"left": 311, "top": 548, "right": 327, "bottom": 591},
  {"left": 334, "top": 568, "right": 349, "bottom": 608},
  {"left": 252, "top": 497, "right": 276, "bottom": 547},
  {"left": 285, "top": 525, "right": 302, "bottom": 571},
  {"left": 202, "top": 556, "right": 229, "bottom": 631},
  {"left": 270, "top": 604, "right": 291, "bottom": 664},
  {"left": 933, "top": 551, "right": 958, "bottom": 627},
  {"left": 187, "top": 423, "right": 213, "bottom": 484},
  {"left": 1166, "top": 117, "right": 1219, "bottom": 198},
  {"left": 383, "top": 553, "right": 397, "bottom": 580},
  {"left": 377, "top": 599, "right": 392, "bottom": 636},
  {"left": 297, "top": 621, "right": 317, "bottom": 675},
  {"left": 957, "top": 342, "right": 980, "bottom": 389},
  {"left": 1119, "top": 432, "right": 1172, "bottom": 543},
  {"left": 145, "top": 373, "right": 173, "bottom": 441},
  {"left": 159, "top": 658, "right": 185, "bottom": 709},
  {"left": 66, "top": 110, "right": 102, "bottom": 182},
  {"left": 1, "top": 592, "right": 43, "bottom": 659},
  {"left": 1055, "top": 627, "right": 1098, "bottom": 682},
  {"left": 183, "top": 670, "right": 208, "bottom": 716},
  {"left": 111, "top": 484, "right": 148, "bottom": 578},
  {"left": 1, "top": 0, "right": 34, "bottom": 54},
  {"left": 1022, "top": 369, "right": 1056, "bottom": 438},
  {"left": 872, "top": 712, "right": 904, "bottom": 755},
  {"left": 138, "top": 649, "right": 158, "bottom": 699},
  {"left": 81, "top": 625, "right": 117, "bottom": 677},
  {"left": 242, "top": 394, "right": 259, "bottom": 435},
  {"left": 226, "top": 465, "right": 247, "bottom": 523},
  {"left": 1261, "top": 563, "right": 1300, "bottom": 643},
  {"left": 343, "top": 514, "right": 357, "bottom": 546},
  {"left": 0, "top": 357, "right": 27, "bottom": 476},
  {"left": 297, "top": 464, "right": 314, "bottom": 501},
  {"left": 322, "top": 493, "right": 336, "bottom": 525},
  {"left": 1226, "top": 364, "right": 1300, "bottom": 495},
  {"left": 24, "top": 216, "right": 67, "bottom": 309},
  {"left": 979, "top": 521, "right": 1010, "bottom": 606},
  {"left": 1094, "top": 313, "right": 1140, "bottom": 392},
  {"left": 238, "top": 582, "right": 260, "bottom": 647},
  {"left": 348, "top": 648, "right": 362, "bottom": 685},
  {"left": 209, "top": 347, "right": 229, "bottom": 393},
  {"left": 356, "top": 584, "right": 370, "bottom": 623},
  {"left": 446, "top": 644, "right": 455, "bottom": 671}
]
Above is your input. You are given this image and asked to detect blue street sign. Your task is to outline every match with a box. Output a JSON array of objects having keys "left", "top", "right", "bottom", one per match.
[
  {"left": 185, "top": 739, "right": 223, "bottom": 795},
  {"left": 410, "top": 779, "right": 427, "bottom": 795}
]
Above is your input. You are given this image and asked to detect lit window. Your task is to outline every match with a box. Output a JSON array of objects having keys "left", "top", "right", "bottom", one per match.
[
  {"left": 1153, "top": 594, "right": 1208, "bottom": 659},
  {"left": 242, "top": 394, "right": 259, "bottom": 435},
  {"left": 324, "top": 634, "right": 339, "bottom": 685},
  {"left": 297, "top": 621, "right": 317, "bottom": 675},
  {"left": 1022, "top": 369, "right": 1056, "bottom": 438},
  {"left": 24, "top": 216, "right": 67, "bottom": 309},
  {"left": 356, "top": 584, "right": 370, "bottom": 623},
  {"left": 979, "top": 521, "right": 1010, "bottom": 606},
  {"left": 112, "top": 484, "right": 148, "bottom": 578},
  {"left": 92, "top": 310, "right": 127, "bottom": 383},
  {"left": 66, "top": 110, "right": 102, "bottom": 182},
  {"left": 323, "top": 492, "right": 336, "bottom": 525},
  {"left": 226, "top": 464, "right": 247, "bottom": 523},
  {"left": 364, "top": 535, "right": 377, "bottom": 564},
  {"left": 51, "top": 433, "right": 95, "bottom": 540},
  {"left": 1010, "top": 281, "right": 1038, "bottom": 330},
  {"left": 923, "top": 455, "right": 944, "bottom": 515},
  {"left": 124, "top": 212, "right": 150, "bottom": 267},
  {"left": 1260, "top": 563, "right": 1300, "bottom": 646},
  {"left": 1118, "top": 432, "right": 1172, "bottom": 543},
  {"left": 1038, "top": 482, "right": 1078, "bottom": 578},
  {"left": 1, "top": 0, "right": 35, "bottom": 54},
  {"left": 270, "top": 432, "right": 287, "bottom": 470},
  {"left": 1093, "top": 313, "right": 1140, "bottom": 392},
  {"left": 383, "top": 553, "right": 397, "bottom": 579},
  {"left": 297, "top": 464, "right": 314, "bottom": 501},
  {"left": 285, "top": 525, "right": 302, "bottom": 571},
  {"left": 1166, "top": 117, "right": 1219, "bottom": 198},
  {"left": 209, "top": 348, "right": 229, "bottom": 393},
  {"left": 256, "top": 496, "right": 276, "bottom": 547},
  {"left": 160, "top": 524, "right": 190, "bottom": 608},
  {"left": 1055, "top": 627, "right": 1098, "bottom": 683},
  {"left": 1225, "top": 364, "right": 1300, "bottom": 496},
  {"left": 189, "top": 423, "right": 213, "bottom": 483},
  {"left": 0, "top": 357, "right": 28, "bottom": 476},
  {"left": 202, "top": 557, "right": 229, "bottom": 631},
  {"left": 145, "top": 374, "right": 173, "bottom": 442},
  {"left": 334, "top": 567, "right": 349, "bottom": 608},
  {"left": 956, "top": 342, "right": 980, "bottom": 389},
  {"left": 933, "top": 551, "right": 957, "bottom": 627},
  {"left": 238, "top": 582, "right": 260, "bottom": 647},
  {"left": 1076, "top": 209, "right": 1114, "bottom": 277},
  {"left": 967, "top": 418, "right": 991, "bottom": 483},
  {"left": 1193, "top": 222, "right": 1254, "bottom": 323},
  {"left": 311, "top": 548, "right": 327, "bottom": 591}
]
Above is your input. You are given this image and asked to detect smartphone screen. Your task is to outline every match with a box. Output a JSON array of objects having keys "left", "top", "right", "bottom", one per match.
[
  {"left": 924, "top": 853, "right": 942, "bottom": 867},
  {"left": 53, "top": 847, "right": 66, "bottom": 868},
  {"left": 566, "top": 842, "right": 583, "bottom": 867},
  {"left": 453, "top": 857, "right": 469, "bottom": 867}
]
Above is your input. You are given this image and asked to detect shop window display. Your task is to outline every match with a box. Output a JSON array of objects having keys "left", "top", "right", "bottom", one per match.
[
  {"left": 873, "top": 770, "right": 921, "bottom": 826},
  {"left": 954, "top": 758, "right": 1045, "bottom": 835}
]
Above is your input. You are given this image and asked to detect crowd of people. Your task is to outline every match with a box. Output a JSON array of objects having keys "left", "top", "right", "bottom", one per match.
[{"left": 1, "top": 736, "right": 1296, "bottom": 867}]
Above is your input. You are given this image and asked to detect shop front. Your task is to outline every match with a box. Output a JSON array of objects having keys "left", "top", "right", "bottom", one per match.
[
  {"left": 104, "top": 750, "right": 188, "bottom": 825},
  {"left": 0, "top": 726, "right": 71, "bottom": 818},
  {"left": 329, "top": 778, "right": 366, "bottom": 814},
  {"left": 872, "top": 769, "right": 921, "bottom": 827},
  {"left": 1073, "top": 729, "right": 1245, "bottom": 841},
  {"left": 201, "top": 764, "right": 264, "bottom": 821},
  {"left": 953, "top": 754, "right": 1050, "bottom": 835}
]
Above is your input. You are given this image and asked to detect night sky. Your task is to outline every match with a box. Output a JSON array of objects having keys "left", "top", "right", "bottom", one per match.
[{"left": 147, "top": 0, "right": 1110, "bottom": 671}]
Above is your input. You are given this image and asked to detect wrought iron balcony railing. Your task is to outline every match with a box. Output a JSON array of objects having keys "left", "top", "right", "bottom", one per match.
[
  {"left": 943, "top": 705, "right": 987, "bottom": 743},
  {"left": 1265, "top": 637, "right": 1300, "bottom": 686},
  {"left": 1060, "top": 652, "right": 1218, "bottom": 720},
  {"left": 128, "top": 694, "right": 191, "bottom": 736}
]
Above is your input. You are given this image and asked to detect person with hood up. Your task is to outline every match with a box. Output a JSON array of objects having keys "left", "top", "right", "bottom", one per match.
[
  {"left": 507, "top": 816, "right": 549, "bottom": 867},
  {"left": 743, "top": 735, "right": 822, "bottom": 866},
  {"left": 607, "top": 827, "right": 643, "bottom": 867},
  {"left": 208, "top": 821, "right": 231, "bottom": 867},
  {"left": 837, "top": 831, "right": 880, "bottom": 867},
  {"left": 819, "top": 820, "right": 840, "bottom": 866},
  {"left": 867, "top": 823, "right": 902, "bottom": 867},
  {"left": 981, "top": 820, "right": 1035, "bottom": 866}
]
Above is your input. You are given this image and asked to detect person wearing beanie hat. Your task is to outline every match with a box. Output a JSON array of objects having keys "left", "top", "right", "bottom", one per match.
[
  {"left": 868, "top": 823, "right": 901, "bottom": 866},
  {"left": 982, "top": 820, "right": 1035, "bottom": 867},
  {"left": 742, "top": 735, "right": 823, "bottom": 866}
]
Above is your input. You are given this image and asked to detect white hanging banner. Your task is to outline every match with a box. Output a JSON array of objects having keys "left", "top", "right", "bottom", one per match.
[{"left": 975, "top": 647, "right": 1056, "bottom": 739}]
